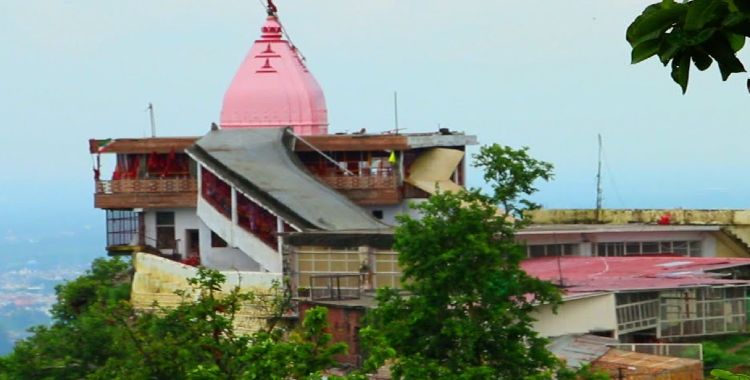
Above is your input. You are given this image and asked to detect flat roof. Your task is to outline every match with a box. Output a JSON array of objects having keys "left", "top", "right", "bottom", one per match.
[
  {"left": 88, "top": 137, "right": 199, "bottom": 154},
  {"left": 293, "top": 131, "right": 477, "bottom": 152},
  {"left": 283, "top": 229, "right": 395, "bottom": 249},
  {"left": 90, "top": 130, "right": 477, "bottom": 154},
  {"left": 522, "top": 256, "right": 750, "bottom": 293},
  {"left": 518, "top": 224, "right": 722, "bottom": 235}
]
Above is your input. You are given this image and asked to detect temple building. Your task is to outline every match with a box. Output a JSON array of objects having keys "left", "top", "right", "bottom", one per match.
[{"left": 88, "top": 5, "right": 476, "bottom": 273}]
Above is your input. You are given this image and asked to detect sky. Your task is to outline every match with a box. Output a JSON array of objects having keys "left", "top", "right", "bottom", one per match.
[{"left": 2, "top": 0, "right": 750, "bottom": 251}]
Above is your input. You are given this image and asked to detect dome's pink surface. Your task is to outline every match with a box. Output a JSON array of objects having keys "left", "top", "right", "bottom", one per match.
[{"left": 220, "top": 15, "right": 328, "bottom": 135}]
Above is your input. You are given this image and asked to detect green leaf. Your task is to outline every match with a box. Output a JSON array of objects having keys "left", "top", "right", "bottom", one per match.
[
  {"left": 722, "top": 10, "right": 748, "bottom": 27},
  {"left": 684, "top": 0, "right": 725, "bottom": 31},
  {"left": 730, "top": 0, "right": 750, "bottom": 14},
  {"left": 685, "top": 27, "right": 717, "bottom": 45},
  {"left": 631, "top": 39, "right": 660, "bottom": 63},
  {"left": 658, "top": 33, "right": 683, "bottom": 65},
  {"left": 627, "top": 3, "right": 686, "bottom": 46},
  {"left": 704, "top": 34, "right": 747, "bottom": 80},
  {"left": 691, "top": 49, "right": 713, "bottom": 70},
  {"left": 725, "top": 31, "right": 746, "bottom": 51},
  {"left": 671, "top": 52, "right": 691, "bottom": 93}
]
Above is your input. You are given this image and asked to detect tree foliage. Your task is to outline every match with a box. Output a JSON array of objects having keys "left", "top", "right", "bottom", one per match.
[
  {"left": 363, "top": 144, "right": 565, "bottom": 379},
  {"left": 627, "top": 0, "right": 750, "bottom": 93},
  {"left": 711, "top": 368, "right": 750, "bottom": 379},
  {"left": 0, "top": 258, "right": 346, "bottom": 380}
]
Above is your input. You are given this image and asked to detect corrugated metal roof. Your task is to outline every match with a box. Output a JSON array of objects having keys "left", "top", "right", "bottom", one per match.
[
  {"left": 187, "top": 128, "right": 387, "bottom": 231},
  {"left": 595, "top": 349, "right": 702, "bottom": 372},
  {"left": 548, "top": 334, "right": 618, "bottom": 368},
  {"left": 522, "top": 256, "right": 750, "bottom": 293}
]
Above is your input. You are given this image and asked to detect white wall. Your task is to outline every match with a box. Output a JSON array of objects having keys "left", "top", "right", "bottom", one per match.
[
  {"left": 143, "top": 208, "right": 202, "bottom": 258},
  {"left": 520, "top": 231, "right": 717, "bottom": 257},
  {"left": 197, "top": 197, "right": 282, "bottom": 272},
  {"left": 365, "top": 198, "right": 427, "bottom": 226},
  {"left": 532, "top": 293, "right": 617, "bottom": 338},
  {"left": 142, "top": 207, "right": 264, "bottom": 271},
  {"left": 198, "top": 226, "right": 261, "bottom": 271}
]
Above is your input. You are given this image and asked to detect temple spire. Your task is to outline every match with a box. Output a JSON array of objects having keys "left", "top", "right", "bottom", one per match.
[
  {"left": 266, "top": 0, "right": 278, "bottom": 16},
  {"left": 219, "top": 2, "right": 328, "bottom": 135}
]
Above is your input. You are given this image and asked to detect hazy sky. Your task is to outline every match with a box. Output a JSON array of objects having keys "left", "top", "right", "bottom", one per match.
[{"left": 3, "top": 1, "right": 750, "bottom": 246}]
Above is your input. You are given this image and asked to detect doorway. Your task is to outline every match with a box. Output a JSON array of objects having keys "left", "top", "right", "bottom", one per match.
[{"left": 185, "top": 229, "right": 200, "bottom": 258}]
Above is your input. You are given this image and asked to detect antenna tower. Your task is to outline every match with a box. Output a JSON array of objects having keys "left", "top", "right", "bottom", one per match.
[{"left": 595, "top": 134, "right": 603, "bottom": 222}]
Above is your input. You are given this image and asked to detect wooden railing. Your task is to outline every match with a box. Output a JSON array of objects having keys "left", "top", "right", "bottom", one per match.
[
  {"left": 317, "top": 175, "right": 397, "bottom": 190},
  {"left": 96, "top": 178, "right": 197, "bottom": 194}
]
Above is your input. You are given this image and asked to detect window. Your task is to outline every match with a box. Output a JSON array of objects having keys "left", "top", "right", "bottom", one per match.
[
  {"left": 106, "top": 210, "right": 139, "bottom": 247},
  {"left": 211, "top": 231, "right": 228, "bottom": 248},
  {"left": 527, "top": 244, "right": 576, "bottom": 258},
  {"left": 595, "top": 240, "right": 703, "bottom": 257},
  {"left": 156, "top": 212, "right": 176, "bottom": 250},
  {"left": 372, "top": 210, "right": 384, "bottom": 219}
]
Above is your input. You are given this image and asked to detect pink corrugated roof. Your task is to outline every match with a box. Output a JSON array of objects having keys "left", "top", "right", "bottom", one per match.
[{"left": 521, "top": 256, "right": 750, "bottom": 293}]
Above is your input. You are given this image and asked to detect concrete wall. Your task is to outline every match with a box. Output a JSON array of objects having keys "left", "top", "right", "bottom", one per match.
[
  {"left": 143, "top": 208, "right": 202, "bottom": 258},
  {"left": 365, "top": 198, "right": 426, "bottom": 226},
  {"left": 532, "top": 293, "right": 617, "bottom": 338},
  {"left": 197, "top": 197, "right": 281, "bottom": 272},
  {"left": 131, "top": 252, "right": 282, "bottom": 333},
  {"left": 529, "top": 208, "right": 750, "bottom": 225},
  {"left": 713, "top": 230, "right": 750, "bottom": 258},
  {"left": 142, "top": 207, "right": 262, "bottom": 270}
]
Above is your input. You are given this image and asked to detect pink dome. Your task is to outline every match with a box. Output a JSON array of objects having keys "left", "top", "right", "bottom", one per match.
[{"left": 220, "top": 15, "right": 328, "bottom": 135}]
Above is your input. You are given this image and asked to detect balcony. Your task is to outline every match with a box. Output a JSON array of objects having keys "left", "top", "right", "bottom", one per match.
[
  {"left": 315, "top": 174, "right": 401, "bottom": 205},
  {"left": 94, "top": 178, "right": 197, "bottom": 209}
]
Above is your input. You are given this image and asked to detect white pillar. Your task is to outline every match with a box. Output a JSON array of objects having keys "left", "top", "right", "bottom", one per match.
[
  {"left": 276, "top": 216, "right": 283, "bottom": 254},
  {"left": 230, "top": 188, "right": 238, "bottom": 246}
]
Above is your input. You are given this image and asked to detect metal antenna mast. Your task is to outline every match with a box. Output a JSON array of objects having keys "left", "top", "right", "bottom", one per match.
[
  {"left": 146, "top": 103, "right": 156, "bottom": 137},
  {"left": 393, "top": 91, "right": 400, "bottom": 134},
  {"left": 595, "top": 134, "right": 603, "bottom": 222}
]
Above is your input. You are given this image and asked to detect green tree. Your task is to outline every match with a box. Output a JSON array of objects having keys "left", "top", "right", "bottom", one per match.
[
  {"left": 0, "top": 259, "right": 347, "bottom": 380},
  {"left": 0, "top": 257, "right": 132, "bottom": 380},
  {"left": 363, "top": 144, "right": 564, "bottom": 379},
  {"left": 627, "top": 0, "right": 750, "bottom": 93},
  {"left": 710, "top": 369, "right": 750, "bottom": 379}
]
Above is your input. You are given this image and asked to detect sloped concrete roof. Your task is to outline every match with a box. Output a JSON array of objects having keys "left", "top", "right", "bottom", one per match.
[{"left": 187, "top": 128, "right": 386, "bottom": 231}]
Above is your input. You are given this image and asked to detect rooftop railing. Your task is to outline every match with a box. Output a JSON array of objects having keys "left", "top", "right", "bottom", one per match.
[{"left": 96, "top": 178, "right": 196, "bottom": 194}]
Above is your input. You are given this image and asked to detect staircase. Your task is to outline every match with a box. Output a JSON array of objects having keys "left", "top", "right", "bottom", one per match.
[
  {"left": 720, "top": 226, "right": 750, "bottom": 256},
  {"left": 196, "top": 197, "right": 282, "bottom": 272}
]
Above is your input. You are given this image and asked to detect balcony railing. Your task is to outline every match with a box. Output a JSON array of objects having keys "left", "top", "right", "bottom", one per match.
[
  {"left": 317, "top": 174, "right": 397, "bottom": 190},
  {"left": 96, "top": 178, "right": 196, "bottom": 194},
  {"left": 608, "top": 343, "right": 703, "bottom": 361},
  {"left": 309, "top": 274, "right": 362, "bottom": 301}
]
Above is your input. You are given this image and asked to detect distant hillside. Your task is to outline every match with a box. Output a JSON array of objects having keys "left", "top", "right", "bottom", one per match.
[{"left": 0, "top": 233, "right": 103, "bottom": 354}]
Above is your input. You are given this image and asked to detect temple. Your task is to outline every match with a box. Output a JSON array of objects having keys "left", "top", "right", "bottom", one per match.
[
  {"left": 88, "top": 5, "right": 476, "bottom": 271},
  {"left": 88, "top": 3, "right": 750, "bottom": 373}
]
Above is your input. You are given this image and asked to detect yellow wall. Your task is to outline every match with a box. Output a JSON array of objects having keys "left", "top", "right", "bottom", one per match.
[
  {"left": 528, "top": 209, "right": 750, "bottom": 225},
  {"left": 131, "top": 252, "right": 281, "bottom": 333},
  {"left": 713, "top": 229, "right": 750, "bottom": 258},
  {"left": 532, "top": 293, "right": 617, "bottom": 338}
]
